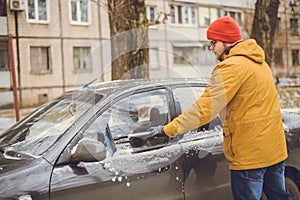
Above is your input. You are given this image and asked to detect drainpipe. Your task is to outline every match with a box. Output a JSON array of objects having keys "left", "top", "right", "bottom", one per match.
[
  {"left": 163, "top": 0, "right": 170, "bottom": 78},
  {"left": 284, "top": 0, "right": 290, "bottom": 77},
  {"left": 13, "top": 10, "right": 22, "bottom": 107},
  {"left": 97, "top": 2, "right": 104, "bottom": 82},
  {"left": 8, "top": 35, "right": 20, "bottom": 122},
  {"left": 58, "top": 0, "right": 66, "bottom": 92}
]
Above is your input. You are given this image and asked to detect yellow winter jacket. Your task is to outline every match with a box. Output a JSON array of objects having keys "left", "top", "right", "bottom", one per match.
[{"left": 164, "top": 39, "right": 288, "bottom": 170}]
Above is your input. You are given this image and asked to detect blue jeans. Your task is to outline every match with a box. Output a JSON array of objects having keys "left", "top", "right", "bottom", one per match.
[{"left": 231, "top": 161, "right": 291, "bottom": 200}]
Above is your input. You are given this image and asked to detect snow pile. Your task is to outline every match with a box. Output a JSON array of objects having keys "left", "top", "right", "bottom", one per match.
[
  {"left": 276, "top": 77, "right": 300, "bottom": 87},
  {"left": 282, "top": 108, "right": 300, "bottom": 132}
]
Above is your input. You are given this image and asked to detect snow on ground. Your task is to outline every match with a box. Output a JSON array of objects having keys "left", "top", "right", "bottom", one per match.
[
  {"left": 0, "top": 118, "right": 16, "bottom": 134},
  {"left": 0, "top": 107, "right": 36, "bottom": 134}
]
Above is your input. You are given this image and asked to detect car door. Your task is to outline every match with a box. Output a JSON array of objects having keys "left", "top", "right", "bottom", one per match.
[
  {"left": 50, "top": 88, "right": 185, "bottom": 200},
  {"left": 172, "top": 85, "right": 232, "bottom": 200}
]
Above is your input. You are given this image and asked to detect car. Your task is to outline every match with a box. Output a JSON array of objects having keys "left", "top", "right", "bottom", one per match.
[{"left": 0, "top": 78, "right": 299, "bottom": 200}]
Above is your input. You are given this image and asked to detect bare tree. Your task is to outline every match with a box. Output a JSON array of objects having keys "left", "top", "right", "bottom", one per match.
[
  {"left": 251, "top": 0, "right": 280, "bottom": 65},
  {"left": 108, "top": 0, "right": 149, "bottom": 80}
]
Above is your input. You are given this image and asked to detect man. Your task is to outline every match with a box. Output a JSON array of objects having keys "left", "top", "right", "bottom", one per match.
[{"left": 152, "top": 16, "right": 290, "bottom": 199}]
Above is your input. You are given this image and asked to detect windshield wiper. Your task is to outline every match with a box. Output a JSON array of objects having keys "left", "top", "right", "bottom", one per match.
[{"left": 4, "top": 150, "right": 34, "bottom": 159}]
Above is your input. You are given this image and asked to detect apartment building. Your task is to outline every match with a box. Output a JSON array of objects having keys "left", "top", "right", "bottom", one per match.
[
  {"left": 1, "top": 0, "right": 109, "bottom": 107},
  {"left": 274, "top": 0, "right": 300, "bottom": 77},
  {"left": 2, "top": 0, "right": 297, "bottom": 108}
]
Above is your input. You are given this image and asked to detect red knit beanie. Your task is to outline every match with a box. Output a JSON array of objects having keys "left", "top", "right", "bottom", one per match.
[{"left": 207, "top": 16, "right": 242, "bottom": 43}]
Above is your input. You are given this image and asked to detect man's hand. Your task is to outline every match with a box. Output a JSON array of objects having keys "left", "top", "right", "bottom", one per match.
[
  {"left": 128, "top": 125, "right": 168, "bottom": 148},
  {"left": 147, "top": 125, "right": 166, "bottom": 138}
]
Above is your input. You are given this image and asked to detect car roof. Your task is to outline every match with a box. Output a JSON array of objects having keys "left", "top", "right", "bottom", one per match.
[{"left": 75, "top": 78, "right": 208, "bottom": 96}]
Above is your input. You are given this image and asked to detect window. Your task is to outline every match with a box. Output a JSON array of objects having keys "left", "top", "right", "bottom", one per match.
[
  {"left": 0, "top": 0, "right": 7, "bottom": 16},
  {"left": 146, "top": 5, "right": 158, "bottom": 25},
  {"left": 292, "top": 49, "right": 299, "bottom": 66},
  {"left": 30, "top": 46, "right": 51, "bottom": 73},
  {"left": 277, "top": 17, "right": 282, "bottom": 30},
  {"left": 0, "top": 40, "right": 9, "bottom": 71},
  {"left": 173, "top": 46, "right": 213, "bottom": 65},
  {"left": 73, "top": 47, "right": 92, "bottom": 72},
  {"left": 69, "top": 0, "right": 90, "bottom": 25},
  {"left": 174, "top": 86, "right": 221, "bottom": 131},
  {"left": 171, "top": 5, "right": 197, "bottom": 26},
  {"left": 290, "top": 0, "right": 296, "bottom": 6},
  {"left": 59, "top": 90, "right": 170, "bottom": 165},
  {"left": 81, "top": 89, "right": 168, "bottom": 142},
  {"left": 290, "top": 18, "right": 298, "bottom": 36},
  {"left": 275, "top": 17, "right": 283, "bottom": 35},
  {"left": 109, "top": 90, "right": 168, "bottom": 136},
  {"left": 198, "top": 7, "right": 219, "bottom": 27},
  {"left": 27, "top": 0, "right": 50, "bottom": 23},
  {"left": 274, "top": 48, "right": 283, "bottom": 66},
  {"left": 223, "top": 10, "right": 242, "bottom": 25},
  {"left": 173, "top": 86, "right": 205, "bottom": 111},
  {"left": 149, "top": 48, "right": 159, "bottom": 70},
  {"left": 174, "top": 47, "right": 199, "bottom": 65}
]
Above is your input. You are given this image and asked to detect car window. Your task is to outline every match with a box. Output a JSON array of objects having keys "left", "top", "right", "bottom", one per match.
[
  {"left": 0, "top": 91, "right": 103, "bottom": 156},
  {"left": 173, "top": 86, "right": 205, "bottom": 111},
  {"left": 108, "top": 89, "right": 169, "bottom": 138},
  {"left": 78, "top": 89, "right": 169, "bottom": 151},
  {"left": 173, "top": 86, "right": 222, "bottom": 131},
  {"left": 57, "top": 89, "right": 174, "bottom": 167}
]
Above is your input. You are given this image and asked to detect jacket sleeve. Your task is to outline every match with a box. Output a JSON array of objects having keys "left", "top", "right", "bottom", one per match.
[{"left": 163, "top": 62, "right": 241, "bottom": 138}]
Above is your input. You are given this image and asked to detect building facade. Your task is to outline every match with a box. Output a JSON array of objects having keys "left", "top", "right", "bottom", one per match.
[
  {"left": 0, "top": 0, "right": 297, "bottom": 108},
  {"left": 274, "top": 0, "right": 300, "bottom": 77}
]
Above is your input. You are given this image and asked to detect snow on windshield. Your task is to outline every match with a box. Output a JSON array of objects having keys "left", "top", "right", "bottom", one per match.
[{"left": 0, "top": 92, "right": 103, "bottom": 156}]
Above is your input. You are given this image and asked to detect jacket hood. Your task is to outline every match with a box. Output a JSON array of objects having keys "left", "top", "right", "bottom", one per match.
[{"left": 223, "top": 39, "right": 265, "bottom": 64}]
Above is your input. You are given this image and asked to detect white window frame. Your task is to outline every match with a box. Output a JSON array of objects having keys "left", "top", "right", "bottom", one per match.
[
  {"left": 149, "top": 47, "right": 160, "bottom": 70},
  {"left": 292, "top": 49, "right": 300, "bottom": 66},
  {"left": 173, "top": 44, "right": 214, "bottom": 66},
  {"left": 73, "top": 46, "right": 92, "bottom": 72},
  {"left": 69, "top": 0, "right": 91, "bottom": 25},
  {"left": 290, "top": 18, "right": 299, "bottom": 36},
  {"left": 30, "top": 46, "right": 52, "bottom": 74},
  {"left": 26, "top": 0, "right": 50, "bottom": 24},
  {"left": 171, "top": 5, "right": 197, "bottom": 26},
  {"left": 146, "top": 5, "right": 158, "bottom": 27},
  {"left": 0, "top": 40, "right": 9, "bottom": 71},
  {"left": 222, "top": 9, "right": 243, "bottom": 26},
  {"left": 198, "top": 7, "right": 219, "bottom": 27},
  {"left": 274, "top": 48, "right": 283, "bottom": 66}
]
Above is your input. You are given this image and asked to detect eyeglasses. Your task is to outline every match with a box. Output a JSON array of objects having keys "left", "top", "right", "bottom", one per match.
[{"left": 210, "top": 40, "right": 217, "bottom": 47}]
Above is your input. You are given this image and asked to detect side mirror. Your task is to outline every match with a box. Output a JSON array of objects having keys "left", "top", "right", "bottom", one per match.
[{"left": 71, "top": 138, "right": 106, "bottom": 162}]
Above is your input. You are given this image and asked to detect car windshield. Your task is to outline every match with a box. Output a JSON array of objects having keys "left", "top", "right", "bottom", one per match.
[{"left": 0, "top": 91, "right": 103, "bottom": 156}]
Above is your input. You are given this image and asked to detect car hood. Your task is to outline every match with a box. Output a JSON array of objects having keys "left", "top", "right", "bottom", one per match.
[{"left": 0, "top": 155, "right": 52, "bottom": 199}]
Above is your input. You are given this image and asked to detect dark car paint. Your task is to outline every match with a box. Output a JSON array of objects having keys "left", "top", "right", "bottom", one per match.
[
  {"left": 282, "top": 111, "right": 300, "bottom": 191},
  {"left": 0, "top": 79, "right": 299, "bottom": 200},
  {"left": 0, "top": 156, "right": 51, "bottom": 199},
  {"left": 50, "top": 144, "right": 185, "bottom": 200}
]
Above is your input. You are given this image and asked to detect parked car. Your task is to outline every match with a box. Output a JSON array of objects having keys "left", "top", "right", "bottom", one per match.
[{"left": 0, "top": 79, "right": 299, "bottom": 200}]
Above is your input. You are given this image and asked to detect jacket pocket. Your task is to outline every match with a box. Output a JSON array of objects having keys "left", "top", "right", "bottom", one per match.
[{"left": 223, "top": 127, "right": 234, "bottom": 160}]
